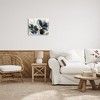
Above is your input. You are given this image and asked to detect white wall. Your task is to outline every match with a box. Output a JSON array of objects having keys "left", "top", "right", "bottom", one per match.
[{"left": 0, "top": 0, "right": 100, "bottom": 50}]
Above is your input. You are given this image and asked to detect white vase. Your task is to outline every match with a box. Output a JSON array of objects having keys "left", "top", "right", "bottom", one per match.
[
  {"left": 91, "top": 67, "right": 98, "bottom": 77},
  {"left": 92, "top": 67, "right": 98, "bottom": 73},
  {"left": 36, "top": 58, "right": 43, "bottom": 64}
]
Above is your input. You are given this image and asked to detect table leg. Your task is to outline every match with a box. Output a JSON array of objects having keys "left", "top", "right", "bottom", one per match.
[
  {"left": 32, "top": 67, "right": 34, "bottom": 82},
  {"left": 81, "top": 80, "right": 87, "bottom": 92},
  {"left": 0, "top": 75, "right": 2, "bottom": 82},
  {"left": 44, "top": 67, "right": 46, "bottom": 82},
  {"left": 78, "top": 79, "right": 83, "bottom": 89},
  {"left": 89, "top": 80, "right": 97, "bottom": 90},
  {"left": 98, "top": 83, "right": 100, "bottom": 89}
]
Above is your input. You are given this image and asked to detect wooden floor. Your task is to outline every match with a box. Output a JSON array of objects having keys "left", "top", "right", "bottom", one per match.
[{"left": 0, "top": 79, "right": 100, "bottom": 100}]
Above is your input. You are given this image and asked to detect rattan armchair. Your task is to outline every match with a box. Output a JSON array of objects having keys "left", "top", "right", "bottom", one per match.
[{"left": 0, "top": 54, "right": 24, "bottom": 82}]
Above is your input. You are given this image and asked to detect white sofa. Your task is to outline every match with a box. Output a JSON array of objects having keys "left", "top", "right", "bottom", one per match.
[{"left": 48, "top": 49, "right": 100, "bottom": 85}]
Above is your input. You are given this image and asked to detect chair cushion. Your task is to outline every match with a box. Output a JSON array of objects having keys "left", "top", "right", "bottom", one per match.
[{"left": 0, "top": 65, "right": 21, "bottom": 72}]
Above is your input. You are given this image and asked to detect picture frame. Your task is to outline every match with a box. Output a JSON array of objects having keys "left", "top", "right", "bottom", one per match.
[{"left": 28, "top": 18, "right": 49, "bottom": 36}]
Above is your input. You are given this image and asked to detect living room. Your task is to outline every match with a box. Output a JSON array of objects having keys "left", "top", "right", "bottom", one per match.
[{"left": 0, "top": 0, "right": 100, "bottom": 100}]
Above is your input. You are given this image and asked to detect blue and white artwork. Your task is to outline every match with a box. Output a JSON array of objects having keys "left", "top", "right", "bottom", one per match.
[{"left": 28, "top": 18, "right": 49, "bottom": 35}]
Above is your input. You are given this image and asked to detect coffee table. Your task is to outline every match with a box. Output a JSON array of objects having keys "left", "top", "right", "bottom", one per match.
[{"left": 74, "top": 75, "right": 99, "bottom": 92}]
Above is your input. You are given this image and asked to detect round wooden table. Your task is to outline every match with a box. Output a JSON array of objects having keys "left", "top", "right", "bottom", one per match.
[{"left": 74, "top": 75, "right": 99, "bottom": 92}]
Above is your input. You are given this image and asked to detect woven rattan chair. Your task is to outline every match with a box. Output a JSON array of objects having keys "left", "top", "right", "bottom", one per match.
[{"left": 0, "top": 54, "right": 24, "bottom": 82}]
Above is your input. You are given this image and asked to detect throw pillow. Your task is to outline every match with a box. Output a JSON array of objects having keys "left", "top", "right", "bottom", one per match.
[
  {"left": 84, "top": 49, "right": 100, "bottom": 64},
  {"left": 57, "top": 56, "right": 69, "bottom": 67}
]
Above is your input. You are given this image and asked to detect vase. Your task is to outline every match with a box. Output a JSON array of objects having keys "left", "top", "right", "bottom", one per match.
[
  {"left": 36, "top": 58, "right": 43, "bottom": 64},
  {"left": 91, "top": 67, "right": 98, "bottom": 77}
]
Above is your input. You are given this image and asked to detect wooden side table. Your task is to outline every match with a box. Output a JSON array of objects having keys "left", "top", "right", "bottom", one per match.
[
  {"left": 74, "top": 75, "right": 99, "bottom": 92},
  {"left": 31, "top": 63, "right": 47, "bottom": 82}
]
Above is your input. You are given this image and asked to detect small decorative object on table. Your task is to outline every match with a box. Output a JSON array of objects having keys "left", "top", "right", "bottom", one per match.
[
  {"left": 35, "top": 51, "right": 44, "bottom": 64},
  {"left": 31, "top": 63, "right": 47, "bottom": 82},
  {"left": 91, "top": 50, "right": 100, "bottom": 76},
  {"left": 82, "top": 71, "right": 93, "bottom": 77},
  {"left": 96, "top": 73, "right": 100, "bottom": 77}
]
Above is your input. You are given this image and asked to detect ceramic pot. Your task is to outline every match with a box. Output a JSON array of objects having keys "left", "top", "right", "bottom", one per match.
[{"left": 36, "top": 58, "right": 42, "bottom": 64}]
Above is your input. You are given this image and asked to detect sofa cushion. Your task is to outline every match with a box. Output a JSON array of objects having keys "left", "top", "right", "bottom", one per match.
[
  {"left": 60, "top": 62, "right": 91, "bottom": 74},
  {"left": 50, "top": 49, "right": 84, "bottom": 62},
  {"left": 50, "top": 50, "right": 68, "bottom": 58},
  {"left": 65, "top": 50, "right": 81, "bottom": 62},
  {"left": 0, "top": 65, "right": 21, "bottom": 72}
]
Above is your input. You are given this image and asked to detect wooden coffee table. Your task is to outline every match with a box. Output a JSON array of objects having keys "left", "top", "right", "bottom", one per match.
[{"left": 74, "top": 75, "right": 99, "bottom": 92}]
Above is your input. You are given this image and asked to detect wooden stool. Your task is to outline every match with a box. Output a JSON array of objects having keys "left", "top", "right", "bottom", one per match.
[{"left": 75, "top": 75, "right": 99, "bottom": 92}]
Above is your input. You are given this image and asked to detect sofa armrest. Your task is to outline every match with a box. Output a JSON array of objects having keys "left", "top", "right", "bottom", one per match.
[
  {"left": 48, "top": 58, "right": 60, "bottom": 71},
  {"left": 48, "top": 58, "right": 61, "bottom": 84}
]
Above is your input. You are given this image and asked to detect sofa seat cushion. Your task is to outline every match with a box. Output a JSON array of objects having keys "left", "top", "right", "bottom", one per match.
[
  {"left": 0, "top": 65, "right": 21, "bottom": 72},
  {"left": 60, "top": 62, "right": 91, "bottom": 74}
]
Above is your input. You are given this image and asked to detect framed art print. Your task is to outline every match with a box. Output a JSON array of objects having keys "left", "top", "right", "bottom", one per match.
[{"left": 28, "top": 18, "right": 49, "bottom": 36}]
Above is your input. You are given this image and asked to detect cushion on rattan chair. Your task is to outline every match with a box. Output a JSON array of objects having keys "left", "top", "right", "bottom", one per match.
[{"left": 0, "top": 65, "right": 21, "bottom": 72}]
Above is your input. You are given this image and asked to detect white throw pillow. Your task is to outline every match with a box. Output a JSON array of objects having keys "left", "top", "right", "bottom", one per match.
[
  {"left": 0, "top": 65, "right": 21, "bottom": 72},
  {"left": 84, "top": 49, "right": 100, "bottom": 64},
  {"left": 65, "top": 50, "right": 81, "bottom": 62},
  {"left": 57, "top": 56, "right": 69, "bottom": 67}
]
